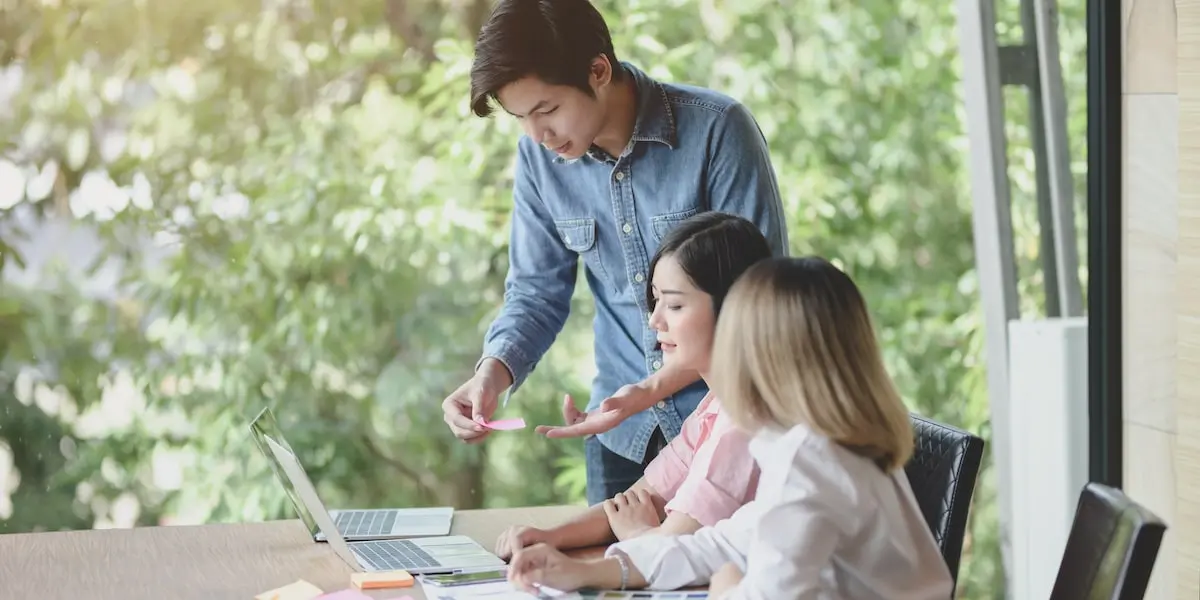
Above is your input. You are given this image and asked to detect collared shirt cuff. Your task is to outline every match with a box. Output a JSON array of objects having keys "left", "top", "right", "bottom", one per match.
[
  {"left": 605, "top": 540, "right": 668, "bottom": 589},
  {"left": 605, "top": 536, "right": 700, "bottom": 591},
  {"left": 643, "top": 445, "right": 689, "bottom": 500},
  {"left": 476, "top": 341, "right": 532, "bottom": 392}
]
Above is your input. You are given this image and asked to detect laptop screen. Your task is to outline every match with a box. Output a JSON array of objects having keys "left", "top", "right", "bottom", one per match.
[
  {"left": 248, "top": 407, "right": 320, "bottom": 537},
  {"left": 261, "top": 435, "right": 362, "bottom": 571}
]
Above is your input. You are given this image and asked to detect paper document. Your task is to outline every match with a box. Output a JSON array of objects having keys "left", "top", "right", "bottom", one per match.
[{"left": 421, "top": 580, "right": 579, "bottom": 600}]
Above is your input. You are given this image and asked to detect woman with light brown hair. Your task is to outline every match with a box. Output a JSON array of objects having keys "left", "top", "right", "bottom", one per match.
[{"left": 507, "top": 256, "right": 954, "bottom": 599}]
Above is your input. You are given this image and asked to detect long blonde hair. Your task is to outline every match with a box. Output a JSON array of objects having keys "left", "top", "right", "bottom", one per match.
[{"left": 711, "top": 256, "right": 913, "bottom": 470}]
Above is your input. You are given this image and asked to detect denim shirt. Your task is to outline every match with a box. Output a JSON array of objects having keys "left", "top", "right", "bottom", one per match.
[{"left": 481, "top": 63, "right": 789, "bottom": 463}]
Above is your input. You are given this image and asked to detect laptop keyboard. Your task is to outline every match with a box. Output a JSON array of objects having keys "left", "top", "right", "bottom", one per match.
[
  {"left": 335, "top": 510, "right": 397, "bottom": 537},
  {"left": 352, "top": 539, "right": 440, "bottom": 571}
]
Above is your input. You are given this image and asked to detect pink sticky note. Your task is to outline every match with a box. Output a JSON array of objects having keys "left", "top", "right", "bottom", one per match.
[{"left": 483, "top": 418, "right": 527, "bottom": 430}]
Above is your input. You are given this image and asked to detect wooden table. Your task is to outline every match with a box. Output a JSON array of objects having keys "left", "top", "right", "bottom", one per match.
[{"left": 0, "top": 506, "right": 591, "bottom": 600}]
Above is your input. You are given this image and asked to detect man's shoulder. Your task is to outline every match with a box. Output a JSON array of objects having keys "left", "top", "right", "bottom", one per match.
[
  {"left": 654, "top": 79, "right": 762, "bottom": 144},
  {"left": 659, "top": 79, "right": 745, "bottom": 117}
]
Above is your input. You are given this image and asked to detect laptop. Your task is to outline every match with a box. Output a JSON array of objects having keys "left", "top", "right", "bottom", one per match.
[
  {"left": 253, "top": 417, "right": 506, "bottom": 575},
  {"left": 249, "top": 406, "right": 454, "bottom": 540}
]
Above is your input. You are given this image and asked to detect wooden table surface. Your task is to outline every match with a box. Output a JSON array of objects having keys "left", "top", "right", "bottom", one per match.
[{"left": 0, "top": 505, "right": 591, "bottom": 600}]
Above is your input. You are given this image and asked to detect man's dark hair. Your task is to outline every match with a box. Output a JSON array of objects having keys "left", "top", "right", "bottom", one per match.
[
  {"left": 470, "top": 0, "right": 624, "bottom": 118},
  {"left": 646, "top": 212, "right": 774, "bottom": 317}
]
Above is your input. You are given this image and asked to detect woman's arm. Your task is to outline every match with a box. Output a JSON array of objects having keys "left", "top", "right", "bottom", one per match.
[
  {"left": 643, "top": 511, "right": 702, "bottom": 537},
  {"left": 496, "top": 478, "right": 665, "bottom": 559},
  {"left": 609, "top": 506, "right": 702, "bottom": 541},
  {"left": 602, "top": 504, "right": 758, "bottom": 591}
]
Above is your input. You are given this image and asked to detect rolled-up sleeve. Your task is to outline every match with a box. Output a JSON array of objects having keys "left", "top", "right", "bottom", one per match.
[
  {"left": 643, "top": 407, "right": 705, "bottom": 499},
  {"left": 664, "top": 426, "right": 758, "bottom": 527},
  {"left": 477, "top": 138, "right": 578, "bottom": 391}
]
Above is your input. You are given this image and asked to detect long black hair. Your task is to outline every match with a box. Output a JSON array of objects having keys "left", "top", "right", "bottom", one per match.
[{"left": 646, "top": 212, "right": 774, "bottom": 316}]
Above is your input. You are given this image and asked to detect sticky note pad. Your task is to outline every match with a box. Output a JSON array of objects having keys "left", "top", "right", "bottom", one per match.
[
  {"left": 254, "top": 579, "right": 323, "bottom": 600},
  {"left": 350, "top": 570, "right": 415, "bottom": 590},
  {"left": 483, "top": 418, "right": 526, "bottom": 431}
]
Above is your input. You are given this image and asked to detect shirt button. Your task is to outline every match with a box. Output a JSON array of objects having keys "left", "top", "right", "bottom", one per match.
[
  {"left": 614, "top": 172, "right": 625, "bottom": 181},
  {"left": 652, "top": 360, "right": 662, "bottom": 369},
  {"left": 656, "top": 401, "right": 667, "bottom": 409},
  {"left": 634, "top": 273, "right": 645, "bottom": 283},
  {"left": 622, "top": 223, "right": 633, "bottom": 234}
]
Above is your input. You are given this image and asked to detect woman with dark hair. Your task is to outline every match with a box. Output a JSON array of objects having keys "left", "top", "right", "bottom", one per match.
[{"left": 496, "top": 212, "right": 772, "bottom": 558}]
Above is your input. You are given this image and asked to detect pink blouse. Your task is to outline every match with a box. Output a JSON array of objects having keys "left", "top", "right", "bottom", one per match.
[{"left": 643, "top": 392, "right": 759, "bottom": 527}]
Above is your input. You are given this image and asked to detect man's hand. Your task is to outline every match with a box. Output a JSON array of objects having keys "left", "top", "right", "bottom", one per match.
[
  {"left": 442, "top": 358, "right": 512, "bottom": 444},
  {"left": 710, "top": 562, "right": 744, "bottom": 598},
  {"left": 535, "top": 385, "right": 657, "bottom": 439},
  {"left": 495, "top": 525, "right": 553, "bottom": 561},
  {"left": 603, "top": 488, "right": 662, "bottom": 541}
]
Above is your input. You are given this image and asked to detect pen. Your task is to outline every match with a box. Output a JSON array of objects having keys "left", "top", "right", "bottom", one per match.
[{"left": 501, "top": 386, "right": 513, "bottom": 409}]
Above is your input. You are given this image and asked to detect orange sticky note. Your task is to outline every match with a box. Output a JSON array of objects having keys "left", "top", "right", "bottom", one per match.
[
  {"left": 254, "top": 579, "right": 324, "bottom": 600},
  {"left": 350, "top": 570, "right": 415, "bottom": 590}
]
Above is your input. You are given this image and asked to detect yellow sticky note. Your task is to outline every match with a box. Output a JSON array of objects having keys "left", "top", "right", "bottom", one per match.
[
  {"left": 254, "top": 579, "right": 324, "bottom": 600},
  {"left": 350, "top": 570, "right": 415, "bottom": 590}
]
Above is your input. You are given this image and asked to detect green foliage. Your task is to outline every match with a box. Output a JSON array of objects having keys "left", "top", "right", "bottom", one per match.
[{"left": 0, "top": 0, "right": 1088, "bottom": 597}]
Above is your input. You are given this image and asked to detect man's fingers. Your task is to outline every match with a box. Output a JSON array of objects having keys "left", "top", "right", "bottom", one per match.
[
  {"left": 598, "top": 397, "right": 622, "bottom": 413},
  {"left": 470, "top": 390, "right": 496, "bottom": 423},
  {"left": 444, "top": 395, "right": 487, "bottom": 433},
  {"left": 447, "top": 415, "right": 487, "bottom": 439},
  {"left": 539, "top": 411, "right": 623, "bottom": 439},
  {"left": 445, "top": 409, "right": 490, "bottom": 443},
  {"left": 560, "top": 394, "right": 580, "bottom": 421},
  {"left": 539, "top": 422, "right": 599, "bottom": 439}
]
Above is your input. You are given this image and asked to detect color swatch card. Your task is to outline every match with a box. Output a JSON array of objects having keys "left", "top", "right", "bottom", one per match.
[
  {"left": 577, "top": 592, "right": 709, "bottom": 599},
  {"left": 423, "top": 580, "right": 579, "bottom": 599},
  {"left": 318, "top": 592, "right": 414, "bottom": 600}
]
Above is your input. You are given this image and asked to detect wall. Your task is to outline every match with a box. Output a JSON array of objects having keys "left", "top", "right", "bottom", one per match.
[
  {"left": 1122, "top": 0, "right": 1182, "bottom": 596},
  {"left": 1176, "top": 1, "right": 1200, "bottom": 597}
]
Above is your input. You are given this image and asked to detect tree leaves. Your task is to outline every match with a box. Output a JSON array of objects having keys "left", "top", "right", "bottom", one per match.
[{"left": 0, "top": 0, "right": 1089, "bottom": 596}]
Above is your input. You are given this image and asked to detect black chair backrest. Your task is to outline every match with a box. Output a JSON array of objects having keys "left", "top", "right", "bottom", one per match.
[
  {"left": 1049, "top": 482, "right": 1166, "bottom": 600},
  {"left": 904, "top": 413, "right": 986, "bottom": 584}
]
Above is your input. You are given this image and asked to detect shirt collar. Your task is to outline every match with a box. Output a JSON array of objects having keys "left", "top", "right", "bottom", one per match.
[
  {"left": 623, "top": 62, "right": 677, "bottom": 148},
  {"left": 554, "top": 62, "right": 677, "bottom": 165}
]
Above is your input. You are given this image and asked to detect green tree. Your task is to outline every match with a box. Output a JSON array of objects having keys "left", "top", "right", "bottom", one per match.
[{"left": 0, "top": 0, "right": 1090, "bottom": 597}]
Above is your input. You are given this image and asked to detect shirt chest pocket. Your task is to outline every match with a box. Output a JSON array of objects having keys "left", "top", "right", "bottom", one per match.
[
  {"left": 555, "top": 218, "right": 614, "bottom": 291},
  {"left": 650, "top": 207, "right": 701, "bottom": 243}
]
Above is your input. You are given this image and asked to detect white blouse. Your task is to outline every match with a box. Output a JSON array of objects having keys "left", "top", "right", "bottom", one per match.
[{"left": 606, "top": 424, "right": 954, "bottom": 599}]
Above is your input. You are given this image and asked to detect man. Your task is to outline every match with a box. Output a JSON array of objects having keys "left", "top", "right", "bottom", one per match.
[{"left": 441, "top": 0, "right": 789, "bottom": 506}]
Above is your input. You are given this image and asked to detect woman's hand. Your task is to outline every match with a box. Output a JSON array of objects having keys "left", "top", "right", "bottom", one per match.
[
  {"left": 507, "top": 543, "right": 590, "bottom": 593},
  {"left": 603, "top": 488, "right": 662, "bottom": 541},
  {"left": 710, "top": 562, "right": 744, "bottom": 598},
  {"left": 495, "top": 525, "right": 553, "bottom": 561}
]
